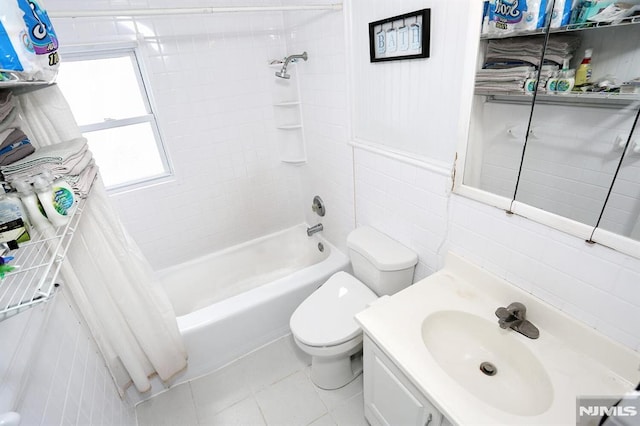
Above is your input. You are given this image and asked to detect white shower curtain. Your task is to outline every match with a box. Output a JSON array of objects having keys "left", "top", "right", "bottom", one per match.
[{"left": 14, "top": 85, "right": 187, "bottom": 394}]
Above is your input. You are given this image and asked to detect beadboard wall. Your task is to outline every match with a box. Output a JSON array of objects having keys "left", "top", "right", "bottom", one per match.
[{"left": 346, "top": 0, "right": 640, "bottom": 352}]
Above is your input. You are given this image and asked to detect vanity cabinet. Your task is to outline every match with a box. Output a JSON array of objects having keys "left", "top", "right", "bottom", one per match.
[{"left": 363, "top": 336, "right": 449, "bottom": 426}]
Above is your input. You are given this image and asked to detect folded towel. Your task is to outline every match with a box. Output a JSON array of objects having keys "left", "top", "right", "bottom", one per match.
[
  {"left": 0, "top": 142, "right": 35, "bottom": 166},
  {"left": 61, "top": 161, "right": 98, "bottom": 198},
  {"left": 0, "top": 128, "right": 26, "bottom": 151},
  {"left": 0, "top": 137, "right": 87, "bottom": 173},
  {"left": 0, "top": 92, "right": 13, "bottom": 121},
  {"left": 0, "top": 108, "right": 19, "bottom": 136},
  {"left": 3, "top": 147, "right": 92, "bottom": 182}
]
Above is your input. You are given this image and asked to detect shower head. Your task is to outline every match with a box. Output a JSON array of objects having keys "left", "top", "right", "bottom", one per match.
[{"left": 275, "top": 51, "right": 308, "bottom": 79}]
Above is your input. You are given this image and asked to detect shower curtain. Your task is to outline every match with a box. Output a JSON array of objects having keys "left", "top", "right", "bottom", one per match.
[{"left": 14, "top": 85, "right": 187, "bottom": 394}]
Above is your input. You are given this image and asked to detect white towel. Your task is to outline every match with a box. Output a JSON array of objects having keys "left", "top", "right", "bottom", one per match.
[
  {"left": 4, "top": 146, "right": 93, "bottom": 182},
  {"left": 0, "top": 137, "right": 86, "bottom": 173}
]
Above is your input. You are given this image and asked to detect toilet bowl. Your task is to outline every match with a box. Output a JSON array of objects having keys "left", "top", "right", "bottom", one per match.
[{"left": 290, "top": 227, "right": 417, "bottom": 389}]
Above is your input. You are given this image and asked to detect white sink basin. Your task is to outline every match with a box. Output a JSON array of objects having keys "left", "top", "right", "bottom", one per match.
[
  {"left": 421, "top": 310, "right": 553, "bottom": 416},
  {"left": 355, "top": 253, "right": 640, "bottom": 425}
]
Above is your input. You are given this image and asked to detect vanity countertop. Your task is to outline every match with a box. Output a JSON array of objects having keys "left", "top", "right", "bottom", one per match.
[{"left": 355, "top": 253, "right": 640, "bottom": 425}]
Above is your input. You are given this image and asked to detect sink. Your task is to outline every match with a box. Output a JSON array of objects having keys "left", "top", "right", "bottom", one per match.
[{"left": 421, "top": 310, "right": 553, "bottom": 416}]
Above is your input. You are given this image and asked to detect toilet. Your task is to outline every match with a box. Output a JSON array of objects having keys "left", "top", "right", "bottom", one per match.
[{"left": 290, "top": 226, "right": 418, "bottom": 389}]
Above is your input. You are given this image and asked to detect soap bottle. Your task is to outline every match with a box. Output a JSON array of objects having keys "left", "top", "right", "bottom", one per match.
[
  {"left": 12, "top": 179, "right": 51, "bottom": 230},
  {"left": 546, "top": 70, "right": 559, "bottom": 94},
  {"left": 32, "top": 172, "right": 77, "bottom": 227},
  {"left": 525, "top": 72, "right": 538, "bottom": 94},
  {"left": 0, "top": 185, "right": 30, "bottom": 243},
  {"left": 556, "top": 58, "right": 575, "bottom": 94},
  {"left": 575, "top": 48, "right": 593, "bottom": 87}
]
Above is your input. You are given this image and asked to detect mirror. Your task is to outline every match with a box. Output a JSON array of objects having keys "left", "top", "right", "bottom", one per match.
[
  {"left": 515, "top": 26, "right": 640, "bottom": 227},
  {"left": 459, "top": 0, "right": 640, "bottom": 255},
  {"left": 597, "top": 110, "right": 640, "bottom": 240}
]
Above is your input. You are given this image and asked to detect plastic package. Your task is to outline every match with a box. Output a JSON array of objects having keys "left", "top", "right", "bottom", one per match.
[
  {"left": 550, "top": 0, "right": 573, "bottom": 28},
  {"left": 490, "top": 0, "right": 549, "bottom": 35},
  {"left": 0, "top": 0, "right": 59, "bottom": 82},
  {"left": 0, "top": 184, "right": 29, "bottom": 243}
]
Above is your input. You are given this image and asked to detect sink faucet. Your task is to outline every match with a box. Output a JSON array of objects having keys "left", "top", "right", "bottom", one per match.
[
  {"left": 495, "top": 302, "right": 539, "bottom": 339},
  {"left": 307, "top": 223, "right": 323, "bottom": 236}
]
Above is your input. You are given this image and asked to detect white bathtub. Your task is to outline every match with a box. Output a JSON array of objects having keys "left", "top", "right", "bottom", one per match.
[{"left": 157, "top": 224, "right": 349, "bottom": 381}]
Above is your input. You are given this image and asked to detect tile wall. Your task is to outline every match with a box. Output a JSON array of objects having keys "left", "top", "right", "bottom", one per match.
[
  {"left": 48, "top": 0, "right": 305, "bottom": 269},
  {"left": 345, "top": 0, "right": 640, "bottom": 353},
  {"left": 473, "top": 99, "right": 638, "bottom": 232},
  {"left": 6, "top": 6, "right": 637, "bottom": 425},
  {"left": 3, "top": 291, "right": 135, "bottom": 425},
  {"left": 282, "top": 2, "right": 355, "bottom": 253}
]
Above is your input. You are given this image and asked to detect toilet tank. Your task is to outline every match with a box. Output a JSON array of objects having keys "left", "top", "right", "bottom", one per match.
[{"left": 346, "top": 227, "right": 418, "bottom": 296}]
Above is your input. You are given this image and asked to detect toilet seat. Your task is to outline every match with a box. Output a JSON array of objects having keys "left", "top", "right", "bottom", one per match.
[{"left": 290, "top": 271, "right": 377, "bottom": 348}]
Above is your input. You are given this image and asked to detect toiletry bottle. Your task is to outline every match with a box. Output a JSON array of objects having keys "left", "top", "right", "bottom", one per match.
[
  {"left": 12, "top": 179, "right": 51, "bottom": 230},
  {"left": 525, "top": 72, "right": 538, "bottom": 94},
  {"left": 32, "top": 172, "right": 76, "bottom": 227},
  {"left": 556, "top": 58, "right": 575, "bottom": 94},
  {"left": 575, "top": 48, "right": 593, "bottom": 87},
  {"left": 0, "top": 185, "right": 30, "bottom": 243},
  {"left": 546, "top": 70, "right": 559, "bottom": 94}
]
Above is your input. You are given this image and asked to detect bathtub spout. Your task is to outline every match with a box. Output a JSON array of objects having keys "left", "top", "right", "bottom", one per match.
[{"left": 307, "top": 223, "right": 323, "bottom": 236}]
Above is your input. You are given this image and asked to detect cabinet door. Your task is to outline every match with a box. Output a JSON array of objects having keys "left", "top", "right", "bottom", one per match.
[{"left": 364, "top": 338, "right": 442, "bottom": 426}]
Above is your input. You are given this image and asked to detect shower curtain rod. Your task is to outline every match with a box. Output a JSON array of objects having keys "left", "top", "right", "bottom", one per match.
[{"left": 49, "top": 3, "right": 343, "bottom": 18}]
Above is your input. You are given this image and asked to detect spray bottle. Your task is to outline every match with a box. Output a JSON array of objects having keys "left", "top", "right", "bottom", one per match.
[{"left": 575, "top": 48, "right": 593, "bottom": 87}]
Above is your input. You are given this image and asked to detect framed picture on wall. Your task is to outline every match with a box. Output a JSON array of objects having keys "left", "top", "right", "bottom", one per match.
[{"left": 369, "top": 9, "right": 431, "bottom": 62}]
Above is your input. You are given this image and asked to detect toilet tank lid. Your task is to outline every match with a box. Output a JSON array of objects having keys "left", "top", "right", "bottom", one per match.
[{"left": 347, "top": 227, "right": 418, "bottom": 271}]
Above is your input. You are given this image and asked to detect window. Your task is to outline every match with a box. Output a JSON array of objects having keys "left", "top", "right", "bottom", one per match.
[{"left": 56, "top": 46, "right": 171, "bottom": 190}]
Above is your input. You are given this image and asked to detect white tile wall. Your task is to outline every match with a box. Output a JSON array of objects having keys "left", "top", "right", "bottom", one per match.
[
  {"left": 343, "top": 0, "right": 640, "bottom": 354},
  {"left": 18, "top": 13, "right": 637, "bottom": 426},
  {"left": 449, "top": 194, "right": 640, "bottom": 351},
  {"left": 470, "top": 101, "right": 637, "bottom": 229},
  {"left": 353, "top": 148, "right": 450, "bottom": 280},
  {"left": 282, "top": 4, "right": 355, "bottom": 253},
  {"left": 47, "top": 0, "right": 306, "bottom": 269},
  {"left": 7, "top": 290, "right": 135, "bottom": 425}
]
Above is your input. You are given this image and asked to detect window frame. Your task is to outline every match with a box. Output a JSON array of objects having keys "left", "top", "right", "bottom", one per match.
[{"left": 58, "top": 42, "right": 173, "bottom": 193}]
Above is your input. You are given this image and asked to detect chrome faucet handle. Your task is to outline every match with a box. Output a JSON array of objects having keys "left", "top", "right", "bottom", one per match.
[
  {"left": 495, "top": 302, "right": 539, "bottom": 339},
  {"left": 495, "top": 302, "right": 527, "bottom": 329},
  {"left": 505, "top": 302, "right": 527, "bottom": 319}
]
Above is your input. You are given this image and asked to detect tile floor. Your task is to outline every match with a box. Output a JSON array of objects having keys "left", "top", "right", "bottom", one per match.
[{"left": 136, "top": 335, "right": 367, "bottom": 426}]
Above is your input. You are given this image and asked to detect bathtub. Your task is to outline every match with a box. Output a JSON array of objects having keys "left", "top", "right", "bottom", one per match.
[{"left": 157, "top": 224, "right": 349, "bottom": 381}]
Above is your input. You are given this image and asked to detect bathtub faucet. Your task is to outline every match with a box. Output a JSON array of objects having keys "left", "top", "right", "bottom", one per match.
[{"left": 307, "top": 223, "right": 323, "bottom": 236}]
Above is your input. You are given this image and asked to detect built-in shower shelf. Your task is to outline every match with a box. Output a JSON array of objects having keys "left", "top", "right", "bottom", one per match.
[
  {"left": 280, "top": 158, "right": 307, "bottom": 165},
  {"left": 274, "top": 101, "right": 301, "bottom": 107},
  {"left": 0, "top": 193, "right": 90, "bottom": 323},
  {"left": 277, "top": 124, "right": 303, "bottom": 130},
  {"left": 271, "top": 61, "right": 306, "bottom": 164}
]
